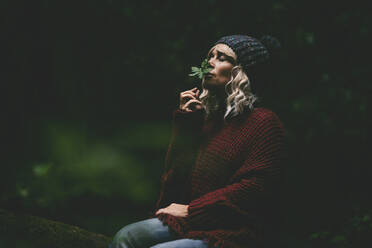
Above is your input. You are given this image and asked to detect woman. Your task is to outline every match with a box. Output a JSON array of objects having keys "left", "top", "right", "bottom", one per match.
[{"left": 110, "top": 34, "right": 285, "bottom": 248}]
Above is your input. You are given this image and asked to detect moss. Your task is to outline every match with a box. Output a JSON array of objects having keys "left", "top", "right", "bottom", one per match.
[{"left": 0, "top": 209, "right": 112, "bottom": 248}]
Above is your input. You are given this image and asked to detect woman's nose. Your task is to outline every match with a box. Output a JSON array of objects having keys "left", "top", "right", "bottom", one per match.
[{"left": 208, "top": 58, "right": 215, "bottom": 68}]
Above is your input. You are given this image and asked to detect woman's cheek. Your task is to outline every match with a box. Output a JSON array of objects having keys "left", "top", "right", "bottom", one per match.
[{"left": 222, "top": 64, "right": 233, "bottom": 77}]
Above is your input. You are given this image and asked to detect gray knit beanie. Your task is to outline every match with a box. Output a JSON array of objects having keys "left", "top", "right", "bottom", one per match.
[{"left": 214, "top": 34, "right": 280, "bottom": 70}]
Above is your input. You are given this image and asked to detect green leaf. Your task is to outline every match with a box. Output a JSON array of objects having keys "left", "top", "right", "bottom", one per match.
[
  {"left": 362, "top": 215, "right": 370, "bottom": 222},
  {"left": 33, "top": 163, "right": 52, "bottom": 177},
  {"left": 189, "top": 58, "right": 212, "bottom": 80},
  {"left": 330, "top": 235, "right": 346, "bottom": 244},
  {"left": 310, "top": 233, "right": 320, "bottom": 239}
]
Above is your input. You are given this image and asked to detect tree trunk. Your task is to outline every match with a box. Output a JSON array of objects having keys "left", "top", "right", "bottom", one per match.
[{"left": 0, "top": 208, "right": 112, "bottom": 248}]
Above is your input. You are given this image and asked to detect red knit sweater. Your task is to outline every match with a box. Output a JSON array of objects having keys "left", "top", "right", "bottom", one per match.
[{"left": 150, "top": 107, "right": 285, "bottom": 248}]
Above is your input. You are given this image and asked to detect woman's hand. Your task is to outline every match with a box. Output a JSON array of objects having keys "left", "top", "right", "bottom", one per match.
[
  {"left": 155, "top": 203, "right": 189, "bottom": 217},
  {"left": 179, "top": 87, "right": 203, "bottom": 112}
]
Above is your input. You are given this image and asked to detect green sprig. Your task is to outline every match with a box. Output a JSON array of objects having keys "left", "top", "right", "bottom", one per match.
[{"left": 189, "top": 58, "right": 212, "bottom": 79}]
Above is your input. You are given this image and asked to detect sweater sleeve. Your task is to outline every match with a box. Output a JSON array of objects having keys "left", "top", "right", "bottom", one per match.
[
  {"left": 153, "top": 108, "right": 205, "bottom": 214},
  {"left": 186, "top": 112, "right": 285, "bottom": 229}
]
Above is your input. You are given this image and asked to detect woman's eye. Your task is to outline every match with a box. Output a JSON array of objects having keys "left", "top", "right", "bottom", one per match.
[{"left": 208, "top": 54, "right": 227, "bottom": 62}]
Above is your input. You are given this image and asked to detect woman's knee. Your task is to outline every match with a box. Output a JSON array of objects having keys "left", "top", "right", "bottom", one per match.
[
  {"left": 149, "top": 238, "right": 210, "bottom": 248},
  {"left": 111, "top": 218, "right": 172, "bottom": 248},
  {"left": 111, "top": 223, "right": 137, "bottom": 248}
]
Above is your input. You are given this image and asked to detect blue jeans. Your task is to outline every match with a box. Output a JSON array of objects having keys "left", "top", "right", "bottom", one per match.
[{"left": 109, "top": 218, "right": 210, "bottom": 248}]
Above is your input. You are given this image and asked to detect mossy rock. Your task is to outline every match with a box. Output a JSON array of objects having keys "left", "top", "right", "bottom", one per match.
[{"left": 0, "top": 209, "right": 111, "bottom": 248}]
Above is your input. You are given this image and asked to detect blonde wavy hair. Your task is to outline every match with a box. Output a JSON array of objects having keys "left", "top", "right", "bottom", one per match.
[{"left": 199, "top": 44, "right": 258, "bottom": 120}]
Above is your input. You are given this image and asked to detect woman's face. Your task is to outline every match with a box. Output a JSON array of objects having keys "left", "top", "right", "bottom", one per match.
[{"left": 203, "top": 44, "right": 237, "bottom": 91}]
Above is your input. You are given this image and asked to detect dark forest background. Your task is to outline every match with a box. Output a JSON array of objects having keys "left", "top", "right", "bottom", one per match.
[{"left": 1, "top": 0, "right": 371, "bottom": 247}]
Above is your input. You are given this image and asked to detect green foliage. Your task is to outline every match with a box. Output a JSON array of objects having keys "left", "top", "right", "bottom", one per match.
[
  {"left": 309, "top": 209, "right": 372, "bottom": 248},
  {"left": 10, "top": 121, "right": 170, "bottom": 220},
  {"left": 189, "top": 58, "right": 212, "bottom": 79}
]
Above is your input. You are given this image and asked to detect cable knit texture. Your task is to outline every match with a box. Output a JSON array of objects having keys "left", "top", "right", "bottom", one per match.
[
  {"left": 214, "top": 35, "right": 269, "bottom": 68},
  {"left": 149, "top": 107, "right": 285, "bottom": 248}
]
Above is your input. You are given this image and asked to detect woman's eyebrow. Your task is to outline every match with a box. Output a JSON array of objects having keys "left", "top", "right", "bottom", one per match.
[{"left": 209, "top": 50, "right": 233, "bottom": 59}]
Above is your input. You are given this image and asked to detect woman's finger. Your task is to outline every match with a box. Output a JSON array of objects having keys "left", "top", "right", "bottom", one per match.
[
  {"left": 184, "top": 99, "right": 202, "bottom": 109},
  {"left": 155, "top": 208, "right": 165, "bottom": 215},
  {"left": 181, "top": 88, "right": 198, "bottom": 96},
  {"left": 180, "top": 93, "right": 197, "bottom": 102},
  {"left": 180, "top": 92, "right": 196, "bottom": 98},
  {"left": 196, "top": 89, "right": 200, "bottom": 97}
]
